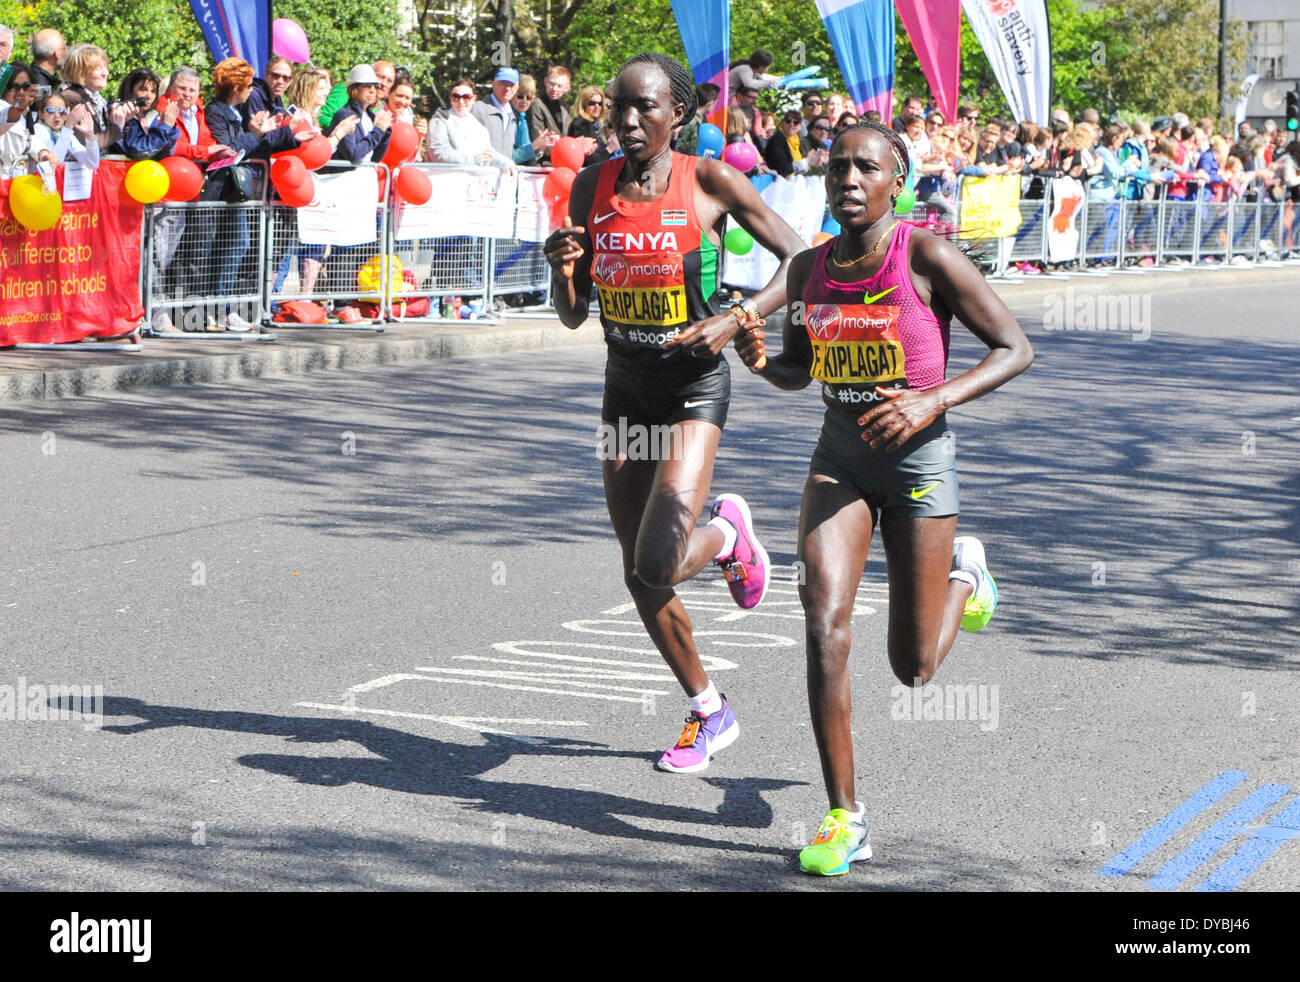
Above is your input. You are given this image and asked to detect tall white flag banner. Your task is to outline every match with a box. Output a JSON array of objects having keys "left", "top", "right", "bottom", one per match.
[{"left": 960, "top": 0, "right": 1052, "bottom": 125}]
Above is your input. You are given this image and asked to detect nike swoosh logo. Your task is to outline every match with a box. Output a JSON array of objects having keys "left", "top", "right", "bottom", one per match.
[
  {"left": 592, "top": 210, "right": 618, "bottom": 224},
  {"left": 863, "top": 286, "right": 898, "bottom": 305},
  {"left": 682, "top": 399, "right": 714, "bottom": 409},
  {"left": 910, "top": 481, "right": 941, "bottom": 500}
]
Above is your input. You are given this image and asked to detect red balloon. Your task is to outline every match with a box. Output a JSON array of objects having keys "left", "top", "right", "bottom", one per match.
[
  {"left": 271, "top": 155, "right": 307, "bottom": 194},
  {"left": 279, "top": 174, "right": 316, "bottom": 208},
  {"left": 288, "top": 115, "right": 313, "bottom": 135},
  {"left": 296, "top": 134, "right": 333, "bottom": 170},
  {"left": 543, "top": 166, "right": 576, "bottom": 202},
  {"left": 382, "top": 122, "right": 419, "bottom": 167},
  {"left": 551, "top": 136, "right": 584, "bottom": 173},
  {"left": 394, "top": 166, "right": 432, "bottom": 205},
  {"left": 160, "top": 156, "right": 204, "bottom": 201},
  {"left": 377, "top": 168, "right": 387, "bottom": 201}
]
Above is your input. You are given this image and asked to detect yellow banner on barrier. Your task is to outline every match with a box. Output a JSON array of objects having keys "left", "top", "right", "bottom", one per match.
[{"left": 959, "top": 175, "right": 1023, "bottom": 238}]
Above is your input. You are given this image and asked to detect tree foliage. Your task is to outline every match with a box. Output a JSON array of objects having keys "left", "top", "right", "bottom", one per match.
[{"left": 0, "top": 0, "right": 210, "bottom": 79}]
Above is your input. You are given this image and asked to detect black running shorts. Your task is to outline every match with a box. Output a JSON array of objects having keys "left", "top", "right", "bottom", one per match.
[{"left": 602, "top": 355, "right": 730, "bottom": 430}]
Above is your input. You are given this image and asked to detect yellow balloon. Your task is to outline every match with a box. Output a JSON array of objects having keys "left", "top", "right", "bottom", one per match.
[
  {"left": 124, "top": 160, "right": 170, "bottom": 204},
  {"left": 9, "top": 174, "right": 62, "bottom": 231}
]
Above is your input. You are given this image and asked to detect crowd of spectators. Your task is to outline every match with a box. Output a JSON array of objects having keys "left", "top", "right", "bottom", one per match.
[{"left": 0, "top": 20, "right": 1296, "bottom": 330}]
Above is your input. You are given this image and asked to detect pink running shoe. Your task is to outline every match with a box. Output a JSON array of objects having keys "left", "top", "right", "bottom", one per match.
[
  {"left": 655, "top": 697, "right": 739, "bottom": 773},
  {"left": 711, "top": 493, "right": 769, "bottom": 609}
]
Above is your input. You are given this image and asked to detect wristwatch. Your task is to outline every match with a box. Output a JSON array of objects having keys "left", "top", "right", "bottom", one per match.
[{"left": 731, "top": 297, "right": 760, "bottom": 324}]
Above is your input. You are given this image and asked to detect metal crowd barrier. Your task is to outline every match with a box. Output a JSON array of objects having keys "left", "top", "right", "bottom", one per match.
[
  {"left": 267, "top": 161, "right": 392, "bottom": 332},
  {"left": 143, "top": 159, "right": 274, "bottom": 339},
  {"left": 127, "top": 161, "right": 1300, "bottom": 335}
]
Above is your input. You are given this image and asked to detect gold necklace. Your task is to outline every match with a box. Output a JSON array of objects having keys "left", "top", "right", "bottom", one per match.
[{"left": 830, "top": 222, "right": 896, "bottom": 269}]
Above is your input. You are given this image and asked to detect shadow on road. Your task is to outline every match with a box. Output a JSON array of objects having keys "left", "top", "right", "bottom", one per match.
[{"left": 2, "top": 311, "right": 1296, "bottom": 673}]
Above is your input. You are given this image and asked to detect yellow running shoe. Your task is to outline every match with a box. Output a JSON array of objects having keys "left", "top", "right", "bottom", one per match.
[{"left": 799, "top": 806, "right": 871, "bottom": 876}]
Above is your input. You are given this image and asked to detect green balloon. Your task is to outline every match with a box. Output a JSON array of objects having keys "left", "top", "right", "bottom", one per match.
[
  {"left": 894, "top": 188, "right": 917, "bottom": 214},
  {"left": 725, "top": 227, "right": 754, "bottom": 255}
]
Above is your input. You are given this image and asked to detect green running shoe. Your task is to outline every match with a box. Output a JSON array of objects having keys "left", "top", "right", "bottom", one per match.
[
  {"left": 952, "top": 535, "right": 998, "bottom": 632},
  {"left": 799, "top": 807, "right": 871, "bottom": 876}
]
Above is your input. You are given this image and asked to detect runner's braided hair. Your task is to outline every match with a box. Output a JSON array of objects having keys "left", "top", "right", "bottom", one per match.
[
  {"left": 831, "top": 120, "right": 910, "bottom": 201},
  {"left": 622, "top": 52, "right": 698, "bottom": 122}
]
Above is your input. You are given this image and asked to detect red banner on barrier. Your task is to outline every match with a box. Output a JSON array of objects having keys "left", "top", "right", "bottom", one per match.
[{"left": 0, "top": 160, "right": 145, "bottom": 345}]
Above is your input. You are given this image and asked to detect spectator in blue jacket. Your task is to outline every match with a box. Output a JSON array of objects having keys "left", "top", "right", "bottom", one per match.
[
  {"left": 114, "top": 68, "right": 179, "bottom": 159},
  {"left": 242, "top": 56, "right": 293, "bottom": 124},
  {"left": 326, "top": 64, "right": 392, "bottom": 164},
  {"left": 206, "top": 57, "right": 310, "bottom": 329}
]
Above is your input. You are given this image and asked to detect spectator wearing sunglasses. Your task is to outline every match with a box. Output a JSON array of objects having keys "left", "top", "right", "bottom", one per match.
[
  {"left": 568, "top": 84, "right": 609, "bottom": 166},
  {"left": 763, "top": 109, "right": 828, "bottom": 177},
  {"left": 327, "top": 63, "right": 393, "bottom": 164},
  {"left": 242, "top": 56, "right": 293, "bottom": 126},
  {"left": 799, "top": 91, "right": 824, "bottom": 137},
  {"left": 30, "top": 91, "right": 99, "bottom": 170},
  {"left": 0, "top": 62, "right": 35, "bottom": 170},
  {"left": 425, "top": 77, "right": 512, "bottom": 170}
]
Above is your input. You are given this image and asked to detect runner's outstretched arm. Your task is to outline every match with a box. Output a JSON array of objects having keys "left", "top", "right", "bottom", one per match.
[
  {"left": 734, "top": 248, "right": 816, "bottom": 390},
  {"left": 665, "top": 159, "right": 807, "bottom": 357}
]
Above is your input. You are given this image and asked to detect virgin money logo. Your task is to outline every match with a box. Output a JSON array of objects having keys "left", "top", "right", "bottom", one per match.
[
  {"left": 805, "top": 304, "right": 842, "bottom": 341},
  {"left": 591, "top": 253, "right": 629, "bottom": 287}
]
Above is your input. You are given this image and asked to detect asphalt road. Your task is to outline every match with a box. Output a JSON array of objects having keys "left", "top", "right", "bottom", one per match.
[{"left": 2, "top": 273, "right": 1297, "bottom": 892}]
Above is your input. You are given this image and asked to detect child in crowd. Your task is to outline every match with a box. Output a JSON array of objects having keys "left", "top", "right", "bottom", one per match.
[{"left": 30, "top": 93, "right": 100, "bottom": 170}]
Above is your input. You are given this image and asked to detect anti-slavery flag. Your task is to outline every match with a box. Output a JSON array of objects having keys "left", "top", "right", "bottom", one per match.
[
  {"left": 895, "top": 0, "right": 962, "bottom": 124},
  {"left": 816, "top": 0, "right": 895, "bottom": 120},
  {"left": 189, "top": 0, "right": 271, "bottom": 68},
  {"left": 671, "top": 0, "right": 730, "bottom": 131},
  {"left": 960, "top": 0, "right": 1052, "bottom": 125},
  {"left": 0, "top": 162, "right": 145, "bottom": 345}
]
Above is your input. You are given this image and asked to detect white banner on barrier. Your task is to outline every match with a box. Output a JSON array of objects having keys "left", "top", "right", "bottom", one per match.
[
  {"left": 1048, "top": 177, "right": 1085, "bottom": 263},
  {"left": 298, "top": 168, "right": 380, "bottom": 246},
  {"left": 515, "top": 171, "right": 551, "bottom": 243},
  {"left": 721, "top": 175, "right": 827, "bottom": 291},
  {"left": 393, "top": 168, "right": 516, "bottom": 241}
]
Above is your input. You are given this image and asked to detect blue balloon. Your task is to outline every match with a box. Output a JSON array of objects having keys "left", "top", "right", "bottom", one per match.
[
  {"left": 822, "top": 217, "right": 841, "bottom": 236},
  {"left": 697, "top": 123, "right": 724, "bottom": 159},
  {"left": 751, "top": 173, "right": 775, "bottom": 194}
]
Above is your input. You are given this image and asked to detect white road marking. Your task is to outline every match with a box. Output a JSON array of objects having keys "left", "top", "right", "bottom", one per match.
[
  {"left": 294, "top": 702, "right": 588, "bottom": 738},
  {"left": 411, "top": 665, "right": 669, "bottom": 696},
  {"left": 492, "top": 639, "right": 737, "bottom": 673}
]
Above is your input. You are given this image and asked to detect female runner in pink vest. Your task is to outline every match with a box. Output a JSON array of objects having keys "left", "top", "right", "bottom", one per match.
[
  {"left": 545, "top": 53, "right": 805, "bottom": 774},
  {"left": 736, "top": 121, "right": 1034, "bottom": 875}
]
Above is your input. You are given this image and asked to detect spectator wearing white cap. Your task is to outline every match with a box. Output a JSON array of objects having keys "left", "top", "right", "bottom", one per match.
[
  {"left": 471, "top": 66, "right": 520, "bottom": 158},
  {"left": 327, "top": 63, "right": 392, "bottom": 163}
]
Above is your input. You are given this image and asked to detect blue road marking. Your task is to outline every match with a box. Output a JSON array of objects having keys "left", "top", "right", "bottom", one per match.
[
  {"left": 1098, "top": 770, "right": 1247, "bottom": 878},
  {"left": 1193, "top": 793, "right": 1300, "bottom": 892},
  {"left": 1146, "top": 783, "right": 1291, "bottom": 890}
]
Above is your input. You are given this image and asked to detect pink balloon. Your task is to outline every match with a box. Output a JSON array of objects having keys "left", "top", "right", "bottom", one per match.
[
  {"left": 722, "top": 141, "right": 759, "bottom": 173},
  {"left": 272, "top": 18, "right": 310, "bottom": 63}
]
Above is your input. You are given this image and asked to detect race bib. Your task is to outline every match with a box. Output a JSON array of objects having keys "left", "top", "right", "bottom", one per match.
[
  {"left": 593, "top": 251, "right": 688, "bottom": 344},
  {"left": 806, "top": 302, "right": 906, "bottom": 385}
]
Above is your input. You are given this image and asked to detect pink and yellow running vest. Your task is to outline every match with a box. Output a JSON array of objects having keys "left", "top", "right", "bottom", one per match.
[{"left": 803, "top": 222, "right": 950, "bottom": 410}]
